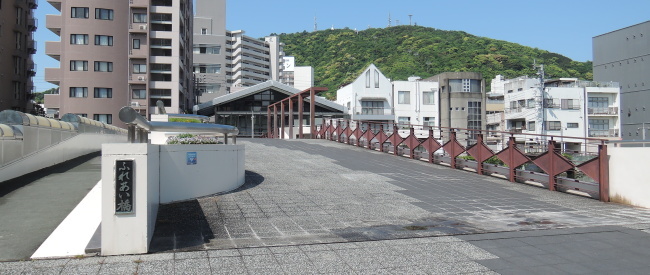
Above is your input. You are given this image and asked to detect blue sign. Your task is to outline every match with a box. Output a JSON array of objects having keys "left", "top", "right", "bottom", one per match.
[{"left": 187, "top": 152, "right": 197, "bottom": 165}]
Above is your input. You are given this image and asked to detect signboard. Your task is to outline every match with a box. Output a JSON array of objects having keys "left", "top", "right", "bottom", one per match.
[
  {"left": 187, "top": 152, "right": 197, "bottom": 165},
  {"left": 115, "top": 160, "right": 134, "bottom": 214},
  {"left": 283, "top": 56, "right": 295, "bottom": 72}
]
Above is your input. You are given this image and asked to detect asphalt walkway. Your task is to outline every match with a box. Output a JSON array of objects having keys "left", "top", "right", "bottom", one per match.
[
  {"left": 0, "top": 153, "right": 102, "bottom": 261},
  {"left": 2, "top": 140, "right": 650, "bottom": 274}
]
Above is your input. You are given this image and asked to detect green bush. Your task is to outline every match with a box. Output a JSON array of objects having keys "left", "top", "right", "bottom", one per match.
[
  {"left": 166, "top": 133, "right": 221, "bottom": 144},
  {"left": 458, "top": 155, "right": 506, "bottom": 166},
  {"left": 169, "top": 118, "right": 202, "bottom": 123}
]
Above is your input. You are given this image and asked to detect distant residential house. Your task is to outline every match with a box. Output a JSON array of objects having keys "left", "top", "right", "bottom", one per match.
[
  {"left": 336, "top": 64, "right": 394, "bottom": 124},
  {"left": 494, "top": 76, "right": 621, "bottom": 153}
]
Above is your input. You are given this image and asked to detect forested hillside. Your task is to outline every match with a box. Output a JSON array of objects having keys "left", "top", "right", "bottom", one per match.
[{"left": 275, "top": 26, "right": 592, "bottom": 99}]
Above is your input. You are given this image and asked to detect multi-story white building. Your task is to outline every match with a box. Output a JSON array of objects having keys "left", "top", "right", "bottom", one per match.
[
  {"left": 336, "top": 64, "right": 394, "bottom": 123},
  {"left": 280, "top": 56, "right": 314, "bottom": 91},
  {"left": 498, "top": 76, "right": 621, "bottom": 152},
  {"left": 336, "top": 64, "right": 439, "bottom": 136},
  {"left": 393, "top": 76, "right": 439, "bottom": 130},
  {"left": 192, "top": 0, "right": 286, "bottom": 102}
]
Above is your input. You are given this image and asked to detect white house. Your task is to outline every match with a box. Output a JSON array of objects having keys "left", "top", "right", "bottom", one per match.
[
  {"left": 392, "top": 77, "right": 439, "bottom": 132},
  {"left": 336, "top": 64, "right": 394, "bottom": 123},
  {"left": 497, "top": 76, "right": 621, "bottom": 153}
]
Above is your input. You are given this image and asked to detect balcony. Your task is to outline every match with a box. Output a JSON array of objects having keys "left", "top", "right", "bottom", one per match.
[
  {"left": 27, "top": 40, "right": 37, "bottom": 54},
  {"left": 486, "top": 113, "right": 503, "bottom": 125},
  {"left": 45, "top": 41, "right": 60, "bottom": 60},
  {"left": 46, "top": 14, "right": 61, "bottom": 35},
  {"left": 129, "top": 0, "right": 149, "bottom": 7},
  {"left": 46, "top": 0, "right": 60, "bottom": 11},
  {"left": 44, "top": 67, "right": 61, "bottom": 85},
  {"left": 129, "top": 23, "right": 148, "bottom": 33},
  {"left": 589, "top": 129, "right": 619, "bottom": 138},
  {"left": 27, "top": 62, "right": 37, "bottom": 77},
  {"left": 26, "top": 0, "right": 38, "bottom": 9},
  {"left": 588, "top": 107, "right": 619, "bottom": 116},
  {"left": 27, "top": 17, "right": 38, "bottom": 31}
]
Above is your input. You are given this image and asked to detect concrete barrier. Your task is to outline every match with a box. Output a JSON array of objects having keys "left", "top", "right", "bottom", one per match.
[{"left": 608, "top": 145, "right": 650, "bottom": 208}]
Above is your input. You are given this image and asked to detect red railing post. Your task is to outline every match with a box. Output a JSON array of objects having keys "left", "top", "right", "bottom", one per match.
[
  {"left": 409, "top": 127, "right": 415, "bottom": 159},
  {"left": 273, "top": 105, "right": 278, "bottom": 139},
  {"left": 310, "top": 88, "right": 315, "bottom": 139},
  {"left": 280, "top": 101, "right": 285, "bottom": 139},
  {"left": 267, "top": 108, "right": 271, "bottom": 138},
  {"left": 476, "top": 134, "right": 484, "bottom": 175},
  {"left": 450, "top": 130, "right": 457, "bottom": 169},
  {"left": 428, "top": 128, "right": 434, "bottom": 163},
  {"left": 548, "top": 140, "right": 556, "bottom": 192},
  {"left": 288, "top": 98, "right": 294, "bottom": 139},
  {"left": 599, "top": 143, "right": 610, "bottom": 202},
  {"left": 298, "top": 95, "right": 304, "bottom": 139},
  {"left": 393, "top": 125, "right": 400, "bottom": 156},
  {"left": 508, "top": 136, "right": 516, "bottom": 182}
]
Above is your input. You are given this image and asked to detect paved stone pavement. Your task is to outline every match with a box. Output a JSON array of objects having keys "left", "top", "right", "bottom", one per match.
[{"left": 2, "top": 139, "right": 650, "bottom": 274}]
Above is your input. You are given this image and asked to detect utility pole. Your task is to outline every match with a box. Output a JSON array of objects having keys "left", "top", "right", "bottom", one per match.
[
  {"left": 314, "top": 17, "right": 317, "bottom": 32},
  {"left": 388, "top": 13, "right": 392, "bottom": 27},
  {"left": 533, "top": 61, "right": 546, "bottom": 145},
  {"left": 408, "top": 15, "right": 413, "bottom": 26}
]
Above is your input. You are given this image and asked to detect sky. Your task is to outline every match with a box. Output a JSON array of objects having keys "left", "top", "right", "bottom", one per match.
[{"left": 32, "top": 0, "right": 650, "bottom": 93}]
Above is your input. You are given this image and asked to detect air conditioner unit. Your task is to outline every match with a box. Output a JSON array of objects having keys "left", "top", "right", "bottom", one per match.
[
  {"left": 139, "top": 25, "right": 147, "bottom": 30},
  {"left": 130, "top": 102, "right": 140, "bottom": 107},
  {"left": 137, "top": 76, "right": 145, "bottom": 81}
]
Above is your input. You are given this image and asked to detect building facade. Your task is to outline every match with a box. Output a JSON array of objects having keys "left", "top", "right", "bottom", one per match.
[
  {"left": 423, "top": 72, "right": 486, "bottom": 140},
  {"left": 44, "top": 0, "right": 194, "bottom": 127},
  {"left": 593, "top": 21, "right": 650, "bottom": 140},
  {"left": 280, "top": 56, "right": 314, "bottom": 91},
  {"left": 0, "top": 0, "right": 38, "bottom": 112},
  {"left": 336, "top": 64, "right": 394, "bottom": 123},
  {"left": 392, "top": 76, "right": 439, "bottom": 131},
  {"left": 498, "top": 76, "right": 621, "bottom": 152}
]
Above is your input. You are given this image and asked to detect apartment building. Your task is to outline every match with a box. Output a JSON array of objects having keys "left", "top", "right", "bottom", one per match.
[
  {"left": 0, "top": 0, "right": 38, "bottom": 112},
  {"left": 498, "top": 76, "right": 621, "bottom": 152},
  {"left": 44, "top": 0, "right": 194, "bottom": 127},
  {"left": 280, "top": 56, "right": 314, "bottom": 91},
  {"left": 225, "top": 31, "right": 283, "bottom": 93},
  {"left": 593, "top": 21, "right": 650, "bottom": 140}
]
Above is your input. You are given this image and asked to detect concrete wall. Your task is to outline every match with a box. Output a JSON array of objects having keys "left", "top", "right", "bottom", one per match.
[
  {"left": 608, "top": 146, "right": 650, "bottom": 208},
  {"left": 101, "top": 144, "right": 160, "bottom": 256}
]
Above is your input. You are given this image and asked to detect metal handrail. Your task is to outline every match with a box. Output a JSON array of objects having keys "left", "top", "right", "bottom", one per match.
[{"left": 119, "top": 106, "right": 239, "bottom": 143}]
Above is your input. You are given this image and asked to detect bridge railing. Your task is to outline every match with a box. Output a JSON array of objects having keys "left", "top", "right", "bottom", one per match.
[{"left": 314, "top": 119, "right": 610, "bottom": 202}]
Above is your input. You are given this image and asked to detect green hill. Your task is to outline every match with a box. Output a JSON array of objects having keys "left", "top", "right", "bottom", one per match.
[{"left": 275, "top": 26, "right": 592, "bottom": 99}]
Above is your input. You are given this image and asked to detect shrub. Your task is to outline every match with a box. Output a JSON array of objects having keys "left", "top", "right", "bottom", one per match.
[
  {"left": 169, "top": 118, "right": 202, "bottom": 123},
  {"left": 166, "top": 133, "right": 221, "bottom": 144}
]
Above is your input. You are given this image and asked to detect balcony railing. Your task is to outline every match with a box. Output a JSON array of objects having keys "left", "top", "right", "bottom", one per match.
[
  {"left": 588, "top": 107, "right": 619, "bottom": 115},
  {"left": 589, "top": 129, "right": 619, "bottom": 137}
]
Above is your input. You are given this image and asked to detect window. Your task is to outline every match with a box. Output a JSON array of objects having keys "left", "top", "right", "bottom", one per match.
[
  {"left": 561, "top": 99, "right": 579, "bottom": 110},
  {"left": 467, "top": 101, "right": 482, "bottom": 133},
  {"left": 365, "top": 70, "right": 370, "bottom": 88},
  {"left": 374, "top": 70, "right": 380, "bottom": 88},
  {"left": 133, "top": 64, "right": 147, "bottom": 74},
  {"left": 133, "top": 13, "right": 147, "bottom": 23},
  {"left": 132, "top": 89, "right": 146, "bottom": 99},
  {"left": 193, "top": 45, "right": 221, "bottom": 54},
  {"left": 69, "top": 87, "right": 88, "bottom": 98},
  {"left": 94, "top": 61, "right": 113, "bottom": 72},
  {"left": 70, "top": 60, "right": 88, "bottom": 71},
  {"left": 94, "top": 88, "right": 112, "bottom": 98},
  {"left": 424, "top": 117, "right": 435, "bottom": 127},
  {"left": 423, "top": 91, "right": 435, "bottom": 105},
  {"left": 93, "top": 114, "right": 112, "bottom": 124},
  {"left": 13, "top": 56, "right": 21, "bottom": 75},
  {"left": 528, "top": 121, "right": 536, "bottom": 131},
  {"left": 201, "top": 28, "right": 207, "bottom": 35},
  {"left": 546, "top": 121, "right": 561, "bottom": 131},
  {"left": 71, "top": 7, "right": 89, "bottom": 19},
  {"left": 360, "top": 101, "right": 384, "bottom": 115},
  {"left": 527, "top": 98, "right": 535, "bottom": 108},
  {"left": 13, "top": 82, "right": 21, "bottom": 99},
  {"left": 543, "top": 98, "right": 559, "bottom": 108},
  {"left": 95, "top": 8, "right": 114, "bottom": 20},
  {"left": 193, "top": 65, "right": 221, "bottom": 74},
  {"left": 398, "top": 91, "right": 410, "bottom": 104},
  {"left": 398, "top": 117, "right": 410, "bottom": 129},
  {"left": 589, "top": 119, "right": 609, "bottom": 137},
  {"left": 133, "top": 39, "right": 140, "bottom": 49},
  {"left": 567, "top": 123, "right": 579, "bottom": 128},
  {"left": 70, "top": 34, "right": 89, "bottom": 45},
  {"left": 450, "top": 79, "right": 481, "bottom": 92},
  {"left": 95, "top": 35, "right": 113, "bottom": 46},
  {"left": 588, "top": 97, "right": 609, "bottom": 113}
]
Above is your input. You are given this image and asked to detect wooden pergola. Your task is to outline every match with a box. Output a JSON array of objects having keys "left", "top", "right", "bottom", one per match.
[{"left": 267, "top": 87, "right": 328, "bottom": 139}]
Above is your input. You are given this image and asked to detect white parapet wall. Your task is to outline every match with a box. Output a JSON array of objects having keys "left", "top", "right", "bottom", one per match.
[
  {"left": 100, "top": 142, "right": 245, "bottom": 255},
  {"left": 159, "top": 144, "right": 245, "bottom": 203},
  {"left": 608, "top": 146, "right": 650, "bottom": 208}
]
